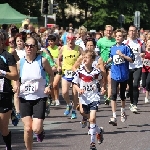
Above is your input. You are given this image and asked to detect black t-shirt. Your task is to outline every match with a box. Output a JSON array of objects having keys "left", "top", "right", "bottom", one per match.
[{"left": 0, "top": 50, "right": 16, "bottom": 93}]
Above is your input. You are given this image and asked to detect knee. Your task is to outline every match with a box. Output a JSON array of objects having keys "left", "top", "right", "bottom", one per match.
[
  {"left": 32, "top": 126, "right": 42, "bottom": 134},
  {"left": 62, "top": 89, "right": 68, "bottom": 96},
  {"left": 24, "top": 125, "right": 32, "bottom": 134},
  {"left": 89, "top": 118, "right": 96, "bottom": 124}
]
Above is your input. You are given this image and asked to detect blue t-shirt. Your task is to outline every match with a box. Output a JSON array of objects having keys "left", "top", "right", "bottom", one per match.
[{"left": 110, "top": 43, "right": 134, "bottom": 82}]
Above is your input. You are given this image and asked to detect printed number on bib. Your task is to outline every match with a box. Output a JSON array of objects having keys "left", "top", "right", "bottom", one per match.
[
  {"left": 113, "top": 55, "right": 125, "bottom": 64},
  {"left": 65, "top": 70, "right": 73, "bottom": 78},
  {"left": 0, "top": 78, "right": 4, "bottom": 92},
  {"left": 21, "top": 82, "right": 39, "bottom": 93},
  {"left": 82, "top": 82, "right": 97, "bottom": 92},
  {"left": 143, "top": 59, "right": 150, "bottom": 66}
]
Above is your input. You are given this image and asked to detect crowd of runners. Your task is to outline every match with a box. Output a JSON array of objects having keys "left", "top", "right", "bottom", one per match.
[{"left": 0, "top": 18, "right": 150, "bottom": 150}]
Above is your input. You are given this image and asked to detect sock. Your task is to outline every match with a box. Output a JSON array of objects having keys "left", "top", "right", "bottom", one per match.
[
  {"left": 90, "top": 124, "right": 96, "bottom": 143},
  {"left": 113, "top": 112, "right": 116, "bottom": 118},
  {"left": 2, "top": 131, "right": 11, "bottom": 150},
  {"left": 121, "top": 108, "right": 125, "bottom": 113}
]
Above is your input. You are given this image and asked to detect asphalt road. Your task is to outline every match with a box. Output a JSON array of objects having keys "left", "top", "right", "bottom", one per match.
[{"left": 0, "top": 91, "right": 150, "bottom": 150}]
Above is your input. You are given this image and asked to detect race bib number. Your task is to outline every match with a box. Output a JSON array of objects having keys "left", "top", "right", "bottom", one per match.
[
  {"left": 130, "top": 47, "right": 140, "bottom": 54},
  {"left": 143, "top": 59, "right": 150, "bottom": 66},
  {"left": 65, "top": 70, "right": 73, "bottom": 78},
  {"left": 82, "top": 82, "right": 97, "bottom": 92},
  {"left": 0, "top": 78, "right": 4, "bottom": 92},
  {"left": 21, "top": 81, "right": 39, "bottom": 94},
  {"left": 113, "top": 55, "right": 125, "bottom": 64}
]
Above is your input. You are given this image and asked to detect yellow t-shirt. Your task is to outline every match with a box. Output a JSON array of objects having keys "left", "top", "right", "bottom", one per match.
[{"left": 47, "top": 45, "right": 59, "bottom": 59}]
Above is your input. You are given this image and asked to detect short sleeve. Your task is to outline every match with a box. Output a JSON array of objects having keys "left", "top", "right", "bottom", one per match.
[
  {"left": 72, "top": 70, "right": 80, "bottom": 85},
  {"left": 110, "top": 47, "right": 113, "bottom": 58},
  {"left": 141, "top": 42, "right": 146, "bottom": 52},
  {"left": 7, "top": 53, "right": 16, "bottom": 66},
  {"left": 125, "top": 46, "right": 135, "bottom": 61}
]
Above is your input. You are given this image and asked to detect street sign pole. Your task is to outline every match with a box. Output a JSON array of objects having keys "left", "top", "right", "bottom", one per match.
[{"left": 134, "top": 11, "right": 140, "bottom": 30}]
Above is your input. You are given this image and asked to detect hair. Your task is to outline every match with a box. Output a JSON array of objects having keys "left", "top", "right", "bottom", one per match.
[
  {"left": 105, "top": 25, "right": 113, "bottom": 30},
  {"left": 84, "top": 38, "right": 96, "bottom": 47},
  {"left": 129, "top": 25, "right": 137, "bottom": 29},
  {"left": 1, "top": 24, "right": 8, "bottom": 30},
  {"left": 47, "top": 34, "right": 56, "bottom": 41},
  {"left": 114, "top": 29, "right": 127, "bottom": 38},
  {"left": 84, "top": 49, "right": 96, "bottom": 60},
  {"left": 26, "top": 37, "right": 38, "bottom": 47},
  {"left": 15, "top": 33, "right": 26, "bottom": 43}
]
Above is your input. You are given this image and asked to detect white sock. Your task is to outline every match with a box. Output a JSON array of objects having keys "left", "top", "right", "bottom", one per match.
[
  {"left": 113, "top": 112, "right": 116, "bottom": 118},
  {"left": 90, "top": 124, "right": 96, "bottom": 143},
  {"left": 121, "top": 108, "right": 125, "bottom": 113}
]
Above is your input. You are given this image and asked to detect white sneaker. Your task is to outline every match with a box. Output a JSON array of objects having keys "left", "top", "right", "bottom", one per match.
[
  {"left": 55, "top": 100, "right": 60, "bottom": 106},
  {"left": 145, "top": 97, "right": 149, "bottom": 103},
  {"left": 121, "top": 112, "right": 127, "bottom": 122},
  {"left": 129, "top": 104, "right": 137, "bottom": 113}
]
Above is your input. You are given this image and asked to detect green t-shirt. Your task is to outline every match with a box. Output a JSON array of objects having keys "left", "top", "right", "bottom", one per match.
[
  {"left": 97, "top": 37, "right": 116, "bottom": 62},
  {"left": 42, "top": 52, "right": 55, "bottom": 85}
]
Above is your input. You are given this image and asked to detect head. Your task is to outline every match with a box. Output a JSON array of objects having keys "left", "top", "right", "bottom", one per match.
[
  {"left": 95, "top": 32, "right": 102, "bottom": 41},
  {"left": 140, "top": 34, "right": 146, "bottom": 42},
  {"left": 114, "top": 29, "right": 126, "bottom": 44},
  {"left": 8, "top": 37, "right": 15, "bottom": 48},
  {"left": 28, "top": 24, "right": 35, "bottom": 32},
  {"left": 105, "top": 25, "right": 113, "bottom": 38},
  {"left": 128, "top": 25, "right": 137, "bottom": 39},
  {"left": 66, "top": 33, "right": 76, "bottom": 46},
  {"left": 24, "top": 37, "right": 38, "bottom": 56},
  {"left": 15, "top": 33, "right": 25, "bottom": 49},
  {"left": 83, "top": 50, "right": 96, "bottom": 66},
  {"left": 48, "top": 34, "right": 56, "bottom": 46},
  {"left": 85, "top": 38, "right": 96, "bottom": 51}
]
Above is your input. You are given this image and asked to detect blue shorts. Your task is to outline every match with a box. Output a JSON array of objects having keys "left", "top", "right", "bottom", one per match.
[
  {"left": 82, "top": 101, "right": 100, "bottom": 114},
  {"left": 62, "top": 75, "right": 73, "bottom": 82}
]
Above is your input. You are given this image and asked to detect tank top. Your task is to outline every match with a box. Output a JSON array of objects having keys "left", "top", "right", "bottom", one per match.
[
  {"left": 62, "top": 45, "right": 80, "bottom": 72},
  {"left": 47, "top": 45, "right": 59, "bottom": 59},
  {"left": 19, "top": 54, "right": 47, "bottom": 100},
  {"left": 142, "top": 50, "right": 150, "bottom": 72}
]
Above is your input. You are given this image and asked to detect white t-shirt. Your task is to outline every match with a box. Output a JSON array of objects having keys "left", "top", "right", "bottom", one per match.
[
  {"left": 123, "top": 38, "right": 145, "bottom": 69},
  {"left": 16, "top": 49, "right": 26, "bottom": 59}
]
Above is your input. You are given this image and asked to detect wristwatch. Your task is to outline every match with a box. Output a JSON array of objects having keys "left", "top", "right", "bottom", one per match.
[{"left": 48, "top": 84, "right": 53, "bottom": 89}]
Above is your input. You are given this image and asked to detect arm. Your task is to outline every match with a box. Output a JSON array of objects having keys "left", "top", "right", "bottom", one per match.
[
  {"left": 72, "top": 55, "right": 83, "bottom": 72},
  {"left": 57, "top": 46, "right": 63, "bottom": 70},
  {"left": 42, "top": 57, "right": 54, "bottom": 86}
]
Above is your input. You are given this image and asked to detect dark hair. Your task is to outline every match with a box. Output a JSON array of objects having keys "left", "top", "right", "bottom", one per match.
[
  {"left": 11, "top": 26, "right": 19, "bottom": 34},
  {"left": 84, "top": 38, "right": 96, "bottom": 47},
  {"left": 47, "top": 34, "right": 56, "bottom": 41},
  {"left": 15, "top": 33, "right": 26, "bottom": 43},
  {"left": 84, "top": 49, "right": 96, "bottom": 60},
  {"left": 24, "top": 24, "right": 28, "bottom": 30},
  {"left": 114, "top": 29, "right": 126, "bottom": 38},
  {"left": 1, "top": 24, "right": 8, "bottom": 30}
]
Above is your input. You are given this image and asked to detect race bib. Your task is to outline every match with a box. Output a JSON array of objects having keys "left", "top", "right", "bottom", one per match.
[
  {"left": 21, "top": 81, "right": 39, "bottom": 94},
  {"left": 130, "top": 47, "right": 140, "bottom": 54},
  {"left": 82, "top": 82, "right": 97, "bottom": 92},
  {"left": 64, "top": 70, "right": 73, "bottom": 78},
  {"left": 113, "top": 55, "right": 125, "bottom": 64},
  {"left": 143, "top": 59, "right": 150, "bottom": 66},
  {"left": 0, "top": 78, "right": 4, "bottom": 92}
]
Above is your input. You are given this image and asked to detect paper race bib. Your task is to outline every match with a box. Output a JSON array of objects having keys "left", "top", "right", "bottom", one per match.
[
  {"left": 143, "top": 59, "right": 150, "bottom": 66},
  {"left": 21, "top": 81, "right": 39, "bottom": 94},
  {"left": 0, "top": 78, "right": 4, "bottom": 92},
  {"left": 130, "top": 47, "right": 140, "bottom": 54},
  {"left": 82, "top": 82, "right": 97, "bottom": 92},
  {"left": 64, "top": 70, "right": 73, "bottom": 78},
  {"left": 113, "top": 55, "right": 125, "bottom": 64}
]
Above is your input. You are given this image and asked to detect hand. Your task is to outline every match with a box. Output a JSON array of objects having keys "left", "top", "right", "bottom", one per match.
[
  {"left": 44, "top": 87, "right": 51, "bottom": 95},
  {"left": 78, "top": 88, "right": 85, "bottom": 95},
  {"left": 116, "top": 50, "right": 124, "bottom": 57},
  {"left": 101, "top": 87, "right": 106, "bottom": 95},
  {"left": 140, "top": 53, "right": 145, "bottom": 58},
  {"left": 52, "top": 66, "right": 57, "bottom": 72}
]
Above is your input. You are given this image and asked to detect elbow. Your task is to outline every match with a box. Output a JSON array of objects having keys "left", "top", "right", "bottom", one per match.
[{"left": 13, "top": 74, "right": 19, "bottom": 81}]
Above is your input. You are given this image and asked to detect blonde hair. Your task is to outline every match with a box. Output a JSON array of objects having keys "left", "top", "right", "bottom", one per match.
[{"left": 105, "top": 25, "right": 113, "bottom": 30}]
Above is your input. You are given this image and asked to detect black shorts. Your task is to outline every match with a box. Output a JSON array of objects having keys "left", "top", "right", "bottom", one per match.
[
  {"left": 0, "top": 94, "right": 13, "bottom": 113},
  {"left": 82, "top": 101, "right": 100, "bottom": 114},
  {"left": 20, "top": 97, "right": 47, "bottom": 119}
]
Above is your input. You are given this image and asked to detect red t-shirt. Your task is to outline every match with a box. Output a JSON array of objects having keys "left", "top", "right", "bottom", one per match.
[{"left": 142, "top": 50, "right": 150, "bottom": 72}]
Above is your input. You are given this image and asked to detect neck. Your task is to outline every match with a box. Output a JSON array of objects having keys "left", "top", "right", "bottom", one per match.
[
  {"left": 106, "top": 36, "right": 112, "bottom": 40},
  {"left": 17, "top": 46, "right": 23, "bottom": 50},
  {"left": 50, "top": 45, "right": 55, "bottom": 48},
  {"left": 129, "top": 37, "right": 137, "bottom": 40},
  {"left": 26, "top": 54, "right": 36, "bottom": 62},
  {"left": 85, "top": 64, "right": 92, "bottom": 71},
  {"left": 116, "top": 42, "right": 122, "bottom": 46},
  {"left": 67, "top": 43, "right": 75, "bottom": 49}
]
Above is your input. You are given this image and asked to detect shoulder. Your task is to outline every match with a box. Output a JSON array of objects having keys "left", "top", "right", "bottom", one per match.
[{"left": 110, "top": 44, "right": 117, "bottom": 49}]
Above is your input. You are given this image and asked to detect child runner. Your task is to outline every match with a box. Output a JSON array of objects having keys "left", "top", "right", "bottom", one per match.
[
  {"left": 106, "top": 29, "right": 135, "bottom": 126},
  {"left": 142, "top": 39, "right": 150, "bottom": 103},
  {"left": 72, "top": 50, "right": 105, "bottom": 150}
]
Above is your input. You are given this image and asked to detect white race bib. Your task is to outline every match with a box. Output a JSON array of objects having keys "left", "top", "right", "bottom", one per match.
[
  {"left": 130, "top": 47, "right": 140, "bottom": 54},
  {"left": 0, "top": 78, "right": 4, "bottom": 92},
  {"left": 81, "top": 82, "right": 97, "bottom": 92},
  {"left": 64, "top": 70, "right": 73, "bottom": 78},
  {"left": 143, "top": 59, "right": 150, "bottom": 66},
  {"left": 113, "top": 55, "right": 125, "bottom": 64},
  {"left": 21, "top": 81, "right": 39, "bottom": 94}
]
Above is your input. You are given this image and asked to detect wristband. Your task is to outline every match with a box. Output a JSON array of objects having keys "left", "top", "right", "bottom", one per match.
[{"left": 0, "top": 70, "right": 6, "bottom": 77}]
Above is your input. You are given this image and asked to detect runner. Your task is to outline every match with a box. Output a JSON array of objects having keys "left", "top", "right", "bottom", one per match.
[
  {"left": 142, "top": 39, "right": 150, "bottom": 103},
  {"left": 72, "top": 50, "right": 104, "bottom": 150},
  {"left": 18, "top": 37, "right": 54, "bottom": 150},
  {"left": 106, "top": 29, "right": 134, "bottom": 126},
  {"left": 0, "top": 32, "right": 19, "bottom": 150},
  {"left": 57, "top": 33, "right": 83, "bottom": 119},
  {"left": 97, "top": 25, "right": 116, "bottom": 105},
  {"left": 123, "top": 25, "right": 145, "bottom": 112}
]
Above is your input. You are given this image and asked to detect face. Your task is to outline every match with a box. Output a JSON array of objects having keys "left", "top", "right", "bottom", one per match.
[
  {"left": 67, "top": 36, "right": 76, "bottom": 45},
  {"left": 9, "top": 37, "right": 15, "bottom": 48},
  {"left": 105, "top": 26, "right": 113, "bottom": 38},
  {"left": 16, "top": 37, "right": 24, "bottom": 49},
  {"left": 115, "top": 32, "right": 124, "bottom": 43},
  {"left": 48, "top": 40, "right": 55, "bottom": 46},
  {"left": 96, "top": 34, "right": 101, "bottom": 40},
  {"left": 25, "top": 38, "right": 37, "bottom": 56},
  {"left": 86, "top": 41, "right": 95, "bottom": 50},
  {"left": 146, "top": 40, "right": 150, "bottom": 49},
  {"left": 83, "top": 53, "right": 93, "bottom": 65},
  {"left": 128, "top": 27, "right": 137, "bottom": 38}
]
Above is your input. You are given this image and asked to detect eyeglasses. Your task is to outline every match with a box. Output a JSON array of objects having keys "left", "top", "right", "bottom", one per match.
[{"left": 25, "top": 43, "right": 36, "bottom": 48}]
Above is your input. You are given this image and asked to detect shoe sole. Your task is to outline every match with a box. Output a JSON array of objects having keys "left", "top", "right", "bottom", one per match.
[{"left": 109, "top": 121, "right": 117, "bottom": 126}]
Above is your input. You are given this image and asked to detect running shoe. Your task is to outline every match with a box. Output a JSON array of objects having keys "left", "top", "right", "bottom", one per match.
[
  {"left": 121, "top": 112, "right": 127, "bottom": 122},
  {"left": 37, "top": 130, "right": 45, "bottom": 142},
  {"left": 90, "top": 142, "right": 96, "bottom": 150},
  {"left": 16, "top": 113, "right": 21, "bottom": 120},
  {"left": 80, "top": 120, "right": 87, "bottom": 128},
  {"left": 145, "top": 97, "right": 149, "bottom": 103},
  {"left": 71, "top": 110, "right": 77, "bottom": 119},
  {"left": 109, "top": 118, "right": 117, "bottom": 126},
  {"left": 55, "top": 100, "right": 60, "bottom": 106},
  {"left": 96, "top": 127, "right": 104, "bottom": 144},
  {"left": 64, "top": 105, "right": 72, "bottom": 116},
  {"left": 129, "top": 104, "right": 137, "bottom": 113},
  {"left": 105, "top": 98, "right": 110, "bottom": 105}
]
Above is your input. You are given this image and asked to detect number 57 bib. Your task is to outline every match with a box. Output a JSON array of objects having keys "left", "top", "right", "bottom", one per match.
[
  {"left": 113, "top": 55, "right": 125, "bottom": 65},
  {"left": 20, "top": 81, "right": 39, "bottom": 94}
]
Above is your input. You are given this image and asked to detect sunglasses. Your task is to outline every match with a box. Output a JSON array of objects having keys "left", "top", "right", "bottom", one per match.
[
  {"left": 25, "top": 43, "right": 36, "bottom": 48},
  {"left": 9, "top": 40, "right": 14, "bottom": 43},
  {"left": 67, "top": 37, "right": 76, "bottom": 40}
]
